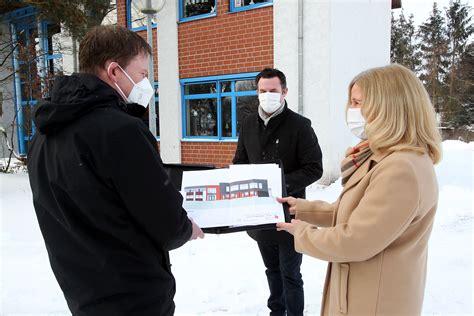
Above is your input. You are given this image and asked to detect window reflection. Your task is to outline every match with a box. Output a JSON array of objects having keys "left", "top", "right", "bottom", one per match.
[
  {"left": 221, "top": 97, "right": 232, "bottom": 137},
  {"left": 236, "top": 95, "right": 259, "bottom": 134},
  {"left": 183, "top": 0, "right": 216, "bottom": 18},
  {"left": 129, "top": 0, "right": 157, "bottom": 29},
  {"left": 186, "top": 99, "right": 218, "bottom": 136},
  {"left": 233, "top": 0, "right": 271, "bottom": 9},
  {"left": 235, "top": 79, "right": 256, "bottom": 91},
  {"left": 185, "top": 82, "right": 216, "bottom": 95}
]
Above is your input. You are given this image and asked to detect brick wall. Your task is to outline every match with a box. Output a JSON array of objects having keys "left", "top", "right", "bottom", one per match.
[
  {"left": 117, "top": 0, "right": 126, "bottom": 27},
  {"left": 117, "top": 0, "right": 272, "bottom": 167},
  {"left": 181, "top": 142, "right": 237, "bottom": 167},
  {"left": 178, "top": 0, "right": 273, "bottom": 167},
  {"left": 178, "top": 0, "right": 274, "bottom": 78},
  {"left": 117, "top": 0, "right": 274, "bottom": 80}
]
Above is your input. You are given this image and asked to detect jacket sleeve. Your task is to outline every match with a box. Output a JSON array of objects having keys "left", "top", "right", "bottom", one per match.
[
  {"left": 232, "top": 122, "right": 249, "bottom": 164},
  {"left": 107, "top": 121, "right": 192, "bottom": 251},
  {"left": 294, "top": 157, "right": 421, "bottom": 263},
  {"left": 285, "top": 119, "right": 323, "bottom": 195},
  {"left": 295, "top": 199, "right": 336, "bottom": 227}
]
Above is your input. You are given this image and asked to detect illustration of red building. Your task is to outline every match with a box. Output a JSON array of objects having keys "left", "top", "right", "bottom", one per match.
[{"left": 185, "top": 179, "right": 269, "bottom": 201}]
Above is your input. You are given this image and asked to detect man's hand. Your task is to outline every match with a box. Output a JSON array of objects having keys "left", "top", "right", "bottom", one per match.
[
  {"left": 189, "top": 217, "right": 205, "bottom": 240},
  {"left": 276, "top": 219, "right": 303, "bottom": 236},
  {"left": 277, "top": 196, "right": 298, "bottom": 215}
]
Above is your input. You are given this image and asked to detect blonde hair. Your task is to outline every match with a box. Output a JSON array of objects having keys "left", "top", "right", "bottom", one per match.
[{"left": 348, "top": 64, "right": 442, "bottom": 164}]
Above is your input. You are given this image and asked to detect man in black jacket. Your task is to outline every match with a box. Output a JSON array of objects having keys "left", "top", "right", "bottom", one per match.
[
  {"left": 27, "top": 25, "right": 204, "bottom": 316},
  {"left": 233, "top": 68, "right": 323, "bottom": 316}
]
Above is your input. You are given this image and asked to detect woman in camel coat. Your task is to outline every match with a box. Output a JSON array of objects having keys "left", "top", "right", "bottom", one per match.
[{"left": 277, "top": 64, "right": 442, "bottom": 316}]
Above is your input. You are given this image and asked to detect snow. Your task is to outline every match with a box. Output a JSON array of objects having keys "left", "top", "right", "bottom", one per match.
[{"left": 1, "top": 140, "right": 472, "bottom": 315}]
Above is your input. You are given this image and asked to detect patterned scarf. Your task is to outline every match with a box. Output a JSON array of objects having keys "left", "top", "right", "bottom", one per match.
[
  {"left": 340, "top": 140, "right": 373, "bottom": 186},
  {"left": 258, "top": 101, "right": 286, "bottom": 126}
]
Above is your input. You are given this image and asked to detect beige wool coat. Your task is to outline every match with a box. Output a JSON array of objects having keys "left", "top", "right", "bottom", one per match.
[{"left": 294, "top": 150, "right": 439, "bottom": 316}]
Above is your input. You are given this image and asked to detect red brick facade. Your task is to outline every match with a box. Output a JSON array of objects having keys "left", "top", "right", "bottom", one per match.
[
  {"left": 116, "top": 0, "right": 274, "bottom": 167},
  {"left": 178, "top": 0, "right": 273, "bottom": 79},
  {"left": 181, "top": 142, "right": 237, "bottom": 167}
]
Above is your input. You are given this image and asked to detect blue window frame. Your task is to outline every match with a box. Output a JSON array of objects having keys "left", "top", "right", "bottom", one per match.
[
  {"left": 127, "top": 0, "right": 157, "bottom": 31},
  {"left": 181, "top": 73, "right": 259, "bottom": 140},
  {"left": 229, "top": 0, "right": 272, "bottom": 13},
  {"left": 179, "top": 0, "right": 217, "bottom": 23},
  {"left": 6, "top": 7, "right": 63, "bottom": 155}
]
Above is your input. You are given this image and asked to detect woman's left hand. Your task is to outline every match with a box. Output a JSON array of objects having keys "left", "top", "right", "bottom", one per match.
[{"left": 276, "top": 219, "right": 303, "bottom": 236}]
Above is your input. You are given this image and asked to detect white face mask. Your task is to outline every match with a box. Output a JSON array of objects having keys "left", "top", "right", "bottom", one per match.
[
  {"left": 346, "top": 108, "right": 367, "bottom": 140},
  {"left": 109, "top": 63, "right": 154, "bottom": 107},
  {"left": 259, "top": 92, "right": 282, "bottom": 114}
]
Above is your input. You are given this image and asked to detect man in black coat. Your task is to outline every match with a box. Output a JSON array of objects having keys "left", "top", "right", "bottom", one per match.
[
  {"left": 27, "top": 25, "right": 204, "bottom": 316},
  {"left": 233, "top": 68, "right": 323, "bottom": 316}
]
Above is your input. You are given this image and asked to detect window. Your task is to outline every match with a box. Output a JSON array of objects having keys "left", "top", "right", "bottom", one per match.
[
  {"left": 208, "top": 187, "right": 217, "bottom": 194},
  {"left": 142, "top": 83, "right": 160, "bottom": 138},
  {"left": 102, "top": 0, "right": 117, "bottom": 25},
  {"left": 230, "top": 0, "right": 272, "bottom": 12},
  {"left": 8, "top": 7, "right": 63, "bottom": 155},
  {"left": 240, "top": 183, "right": 249, "bottom": 190},
  {"left": 182, "top": 73, "right": 258, "bottom": 139},
  {"left": 180, "top": 0, "right": 216, "bottom": 22},
  {"left": 127, "top": 0, "right": 157, "bottom": 31},
  {"left": 45, "top": 24, "right": 63, "bottom": 80}
]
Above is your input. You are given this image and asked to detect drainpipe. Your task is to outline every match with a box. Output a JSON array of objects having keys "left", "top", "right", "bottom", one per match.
[{"left": 298, "top": 0, "right": 304, "bottom": 115}]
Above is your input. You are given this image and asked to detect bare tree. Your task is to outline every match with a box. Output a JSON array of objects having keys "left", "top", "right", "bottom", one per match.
[{"left": 0, "top": 0, "right": 115, "bottom": 168}]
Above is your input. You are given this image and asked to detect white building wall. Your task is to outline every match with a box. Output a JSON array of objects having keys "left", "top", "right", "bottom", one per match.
[
  {"left": 0, "top": 23, "right": 18, "bottom": 159},
  {"left": 60, "top": 32, "right": 76, "bottom": 75},
  {"left": 275, "top": 0, "right": 391, "bottom": 185},
  {"left": 274, "top": 0, "right": 299, "bottom": 113},
  {"left": 157, "top": 0, "right": 181, "bottom": 163}
]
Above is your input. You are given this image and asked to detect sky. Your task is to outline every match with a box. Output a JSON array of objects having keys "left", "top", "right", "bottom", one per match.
[{"left": 399, "top": 0, "right": 473, "bottom": 26}]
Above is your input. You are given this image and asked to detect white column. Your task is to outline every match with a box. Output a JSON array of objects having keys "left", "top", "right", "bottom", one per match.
[
  {"left": 276, "top": 0, "right": 391, "bottom": 185},
  {"left": 157, "top": 0, "right": 181, "bottom": 163},
  {"left": 273, "top": 0, "right": 299, "bottom": 113},
  {"left": 58, "top": 27, "right": 75, "bottom": 75}
]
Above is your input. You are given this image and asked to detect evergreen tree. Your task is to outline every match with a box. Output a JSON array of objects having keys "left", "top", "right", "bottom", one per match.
[
  {"left": 444, "top": 0, "right": 473, "bottom": 127},
  {"left": 391, "top": 10, "right": 420, "bottom": 71},
  {"left": 448, "top": 42, "right": 473, "bottom": 127},
  {"left": 417, "top": 2, "right": 450, "bottom": 115}
]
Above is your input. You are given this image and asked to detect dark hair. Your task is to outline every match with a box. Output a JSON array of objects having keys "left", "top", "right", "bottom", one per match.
[
  {"left": 79, "top": 25, "right": 152, "bottom": 74},
  {"left": 255, "top": 68, "right": 287, "bottom": 89}
]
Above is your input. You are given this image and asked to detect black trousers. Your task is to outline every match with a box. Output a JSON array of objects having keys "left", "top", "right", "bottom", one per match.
[{"left": 257, "top": 240, "right": 304, "bottom": 316}]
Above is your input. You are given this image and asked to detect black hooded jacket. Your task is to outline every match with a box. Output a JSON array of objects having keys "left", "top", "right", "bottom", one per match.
[{"left": 27, "top": 74, "right": 192, "bottom": 316}]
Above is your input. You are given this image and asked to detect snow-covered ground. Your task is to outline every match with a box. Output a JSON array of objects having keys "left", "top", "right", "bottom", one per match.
[{"left": 1, "top": 140, "right": 472, "bottom": 315}]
